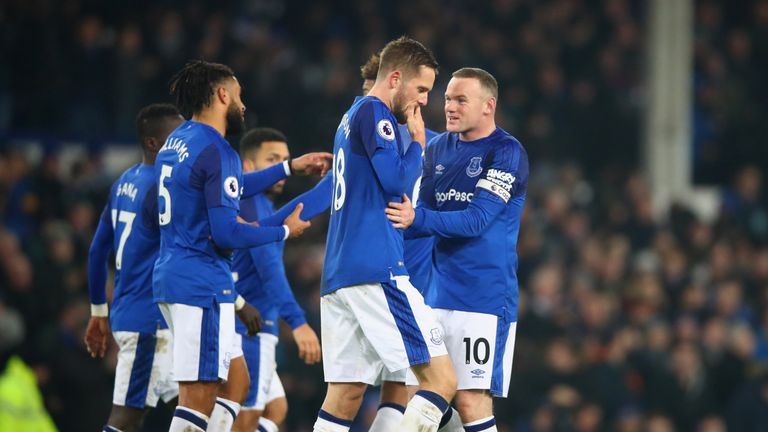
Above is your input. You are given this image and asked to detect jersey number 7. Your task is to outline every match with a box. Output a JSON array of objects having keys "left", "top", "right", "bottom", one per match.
[{"left": 111, "top": 210, "right": 136, "bottom": 270}]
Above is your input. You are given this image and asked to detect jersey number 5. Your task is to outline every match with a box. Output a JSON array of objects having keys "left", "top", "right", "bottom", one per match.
[
  {"left": 158, "top": 165, "right": 172, "bottom": 225},
  {"left": 332, "top": 148, "right": 346, "bottom": 212},
  {"left": 111, "top": 210, "right": 136, "bottom": 270}
]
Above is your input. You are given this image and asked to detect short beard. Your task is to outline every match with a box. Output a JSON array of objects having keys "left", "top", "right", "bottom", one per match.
[
  {"left": 392, "top": 87, "right": 407, "bottom": 124},
  {"left": 225, "top": 104, "right": 245, "bottom": 136}
]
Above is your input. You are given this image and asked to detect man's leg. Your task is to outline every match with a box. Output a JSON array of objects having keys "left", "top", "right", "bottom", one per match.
[
  {"left": 106, "top": 330, "right": 165, "bottom": 431},
  {"left": 207, "top": 302, "right": 245, "bottom": 431},
  {"left": 257, "top": 369, "right": 287, "bottom": 432},
  {"left": 369, "top": 379, "right": 408, "bottom": 432},
  {"left": 374, "top": 277, "right": 456, "bottom": 432},
  {"left": 399, "top": 355, "right": 457, "bottom": 431},
  {"left": 402, "top": 379, "right": 462, "bottom": 432},
  {"left": 171, "top": 382, "right": 219, "bottom": 431},
  {"left": 313, "top": 288, "right": 380, "bottom": 431},
  {"left": 443, "top": 311, "right": 517, "bottom": 432},
  {"left": 209, "top": 355, "right": 249, "bottom": 431},
  {"left": 104, "top": 406, "right": 146, "bottom": 432},
  {"left": 260, "top": 395, "right": 287, "bottom": 432},
  {"left": 160, "top": 302, "right": 228, "bottom": 432},
  {"left": 455, "top": 390, "right": 496, "bottom": 431},
  {"left": 314, "top": 382, "right": 367, "bottom": 432}
]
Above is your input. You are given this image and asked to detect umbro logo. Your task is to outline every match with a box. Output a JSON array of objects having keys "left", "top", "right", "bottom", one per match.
[
  {"left": 436, "top": 164, "right": 445, "bottom": 175},
  {"left": 470, "top": 369, "right": 486, "bottom": 377}
]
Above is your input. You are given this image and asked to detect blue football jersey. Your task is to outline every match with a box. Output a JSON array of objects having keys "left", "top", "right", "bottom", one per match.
[
  {"left": 323, "top": 96, "right": 422, "bottom": 294},
  {"left": 418, "top": 128, "right": 528, "bottom": 320},
  {"left": 153, "top": 121, "right": 243, "bottom": 307},
  {"left": 400, "top": 125, "right": 438, "bottom": 295},
  {"left": 232, "top": 194, "right": 306, "bottom": 337},
  {"left": 107, "top": 164, "right": 166, "bottom": 333}
]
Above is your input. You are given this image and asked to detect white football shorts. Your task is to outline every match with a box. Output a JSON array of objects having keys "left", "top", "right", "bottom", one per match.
[
  {"left": 321, "top": 275, "right": 447, "bottom": 385},
  {"left": 406, "top": 309, "right": 517, "bottom": 397},
  {"left": 159, "top": 301, "right": 242, "bottom": 382}
]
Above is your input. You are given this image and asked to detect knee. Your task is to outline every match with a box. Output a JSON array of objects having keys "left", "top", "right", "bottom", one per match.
[
  {"left": 325, "top": 383, "right": 367, "bottom": 419},
  {"left": 380, "top": 381, "right": 409, "bottom": 407},
  {"left": 454, "top": 390, "right": 491, "bottom": 420},
  {"left": 264, "top": 397, "right": 288, "bottom": 425},
  {"left": 107, "top": 406, "right": 145, "bottom": 432},
  {"left": 340, "top": 385, "right": 366, "bottom": 405}
]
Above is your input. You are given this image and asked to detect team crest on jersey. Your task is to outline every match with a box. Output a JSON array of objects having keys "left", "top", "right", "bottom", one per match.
[
  {"left": 430, "top": 328, "right": 444, "bottom": 345},
  {"left": 377, "top": 119, "right": 395, "bottom": 141},
  {"left": 224, "top": 176, "right": 239, "bottom": 199},
  {"left": 466, "top": 156, "right": 483, "bottom": 177}
]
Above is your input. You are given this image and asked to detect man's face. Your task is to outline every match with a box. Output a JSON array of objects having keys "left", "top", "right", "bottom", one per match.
[
  {"left": 444, "top": 77, "right": 489, "bottom": 134},
  {"left": 392, "top": 65, "right": 436, "bottom": 124},
  {"left": 157, "top": 115, "right": 184, "bottom": 144},
  {"left": 362, "top": 79, "right": 375, "bottom": 95},
  {"left": 145, "top": 115, "right": 183, "bottom": 154},
  {"left": 225, "top": 78, "right": 246, "bottom": 135},
  {"left": 246, "top": 141, "right": 290, "bottom": 195}
]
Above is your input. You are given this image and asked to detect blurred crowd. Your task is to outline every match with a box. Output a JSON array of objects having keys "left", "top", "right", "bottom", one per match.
[
  {"left": 1, "top": 0, "right": 767, "bottom": 431},
  {"left": 1, "top": 0, "right": 647, "bottom": 172},
  {"left": 693, "top": 0, "right": 768, "bottom": 183}
]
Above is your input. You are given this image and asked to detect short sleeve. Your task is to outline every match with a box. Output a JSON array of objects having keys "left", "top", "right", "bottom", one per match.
[
  {"left": 475, "top": 142, "right": 527, "bottom": 204},
  {"left": 355, "top": 99, "right": 400, "bottom": 158},
  {"left": 191, "top": 144, "right": 242, "bottom": 210}
]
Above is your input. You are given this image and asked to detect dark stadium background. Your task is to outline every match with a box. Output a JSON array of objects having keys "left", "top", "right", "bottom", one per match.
[{"left": 1, "top": 0, "right": 768, "bottom": 431}]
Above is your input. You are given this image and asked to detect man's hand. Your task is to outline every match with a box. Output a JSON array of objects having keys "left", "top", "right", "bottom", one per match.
[
  {"left": 283, "top": 203, "right": 311, "bottom": 239},
  {"left": 405, "top": 103, "right": 426, "bottom": 149},
  {"left": 386, "top": 194, "right": 416, "bottom": 229},
  {"left": 84, "top": 316, "right": 110, "bottom": 358},
  {"left": 236, "top": 302, "right": 262, "bottom": 336},
  {"left": 292, "top": 324, "right": 321, "bottom": 364},
  {"left": 290, "top": 152, "right": 334, "bottom": 176}
]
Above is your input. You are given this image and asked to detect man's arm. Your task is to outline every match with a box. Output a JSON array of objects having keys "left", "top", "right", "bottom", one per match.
[
  {"left": 241, "top": 153, "right": 333, "bottom": 199},
  {"left": 194, "top": 145, "right": 309, "bottom": 247},
  {"left": 390, "top": 143, "right": 524, "bottom": 239},
  {"left": 259, "top": 175, "right": 332, "bottom": 226},
  {"left": 407, "top": 190, "right": 507, "bottom": 238},
  {"left": 358, "top": 101, "right": 423, "bottom": 196},
  {"left": 369, "top": 144, "right": 423, "bottom": 196},
  {"left": 241, "top": 162, "right": 290, "bottom": 199},
  {"left": 85, "top": 204, "right": 114, "bottom": 358},
  {"left": 87, "top": 205, "right": 113, "bottom": 313}
]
